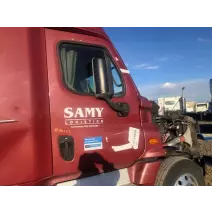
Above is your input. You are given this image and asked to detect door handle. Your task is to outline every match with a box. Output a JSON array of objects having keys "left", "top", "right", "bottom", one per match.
[{"left": 58, "top": 136, "right": 74, "bottom": 161}]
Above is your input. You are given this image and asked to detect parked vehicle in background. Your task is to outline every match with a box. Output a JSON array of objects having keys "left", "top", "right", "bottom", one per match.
[
  {"left": 196, "top": 102, "right": 211, "bottom": 113},
  {"left": 186, "top": 101, "right": 196, "bottom": 113},
  {"left": 158, "top": 96, "right": 186, "bottom": 115}
]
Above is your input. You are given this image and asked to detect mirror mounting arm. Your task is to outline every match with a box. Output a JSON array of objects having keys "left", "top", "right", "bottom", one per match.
[{"left": 95, "top": 94, "right": 129, "bottom": 115}]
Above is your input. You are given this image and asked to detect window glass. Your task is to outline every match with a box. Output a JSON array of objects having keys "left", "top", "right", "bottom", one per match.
[
  {"left": 60, "top": 43, "right": 104, "bottom": 95},
  {"left": 59, "top": 43, "right": 124, "bottom": 97},
  {"left": 109, "top": 61, "right": 123, "bottom": 97}
]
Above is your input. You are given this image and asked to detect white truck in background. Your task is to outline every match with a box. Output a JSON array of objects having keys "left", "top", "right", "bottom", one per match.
[
  {"left": 195, "top": 79, "right": 212, "bottom": 113},
  {"left": 195, "top": 102, "right": 211, "bottom": 113},
  {"left": 158, "top": 96, "right": 186, "bottom": 115},
  {"left": 158, "top": 98, "right": 212, "bottom": 114},
  {"left": 186, "top": 101, "right": 196, "bottom": 113}
]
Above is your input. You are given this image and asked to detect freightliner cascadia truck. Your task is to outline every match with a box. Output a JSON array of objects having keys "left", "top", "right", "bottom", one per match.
[{"left": 0, "top": 27, "right": 211, "bottom": 186}]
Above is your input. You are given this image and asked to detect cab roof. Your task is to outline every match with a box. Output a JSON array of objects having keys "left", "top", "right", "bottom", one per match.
[{"left": 47, "top": 27, "right": 110, "bottom": 41}]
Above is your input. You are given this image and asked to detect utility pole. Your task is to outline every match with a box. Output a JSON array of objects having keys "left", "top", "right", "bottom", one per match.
[
  {"left": 182, "top": 87, "right": 185, "bottom": 99},
  {"left": 181, "top": 87, "right": 185, "bottom": 113},
  {"left": 210, "top": 79, "right": 212, "bottom": 102}
]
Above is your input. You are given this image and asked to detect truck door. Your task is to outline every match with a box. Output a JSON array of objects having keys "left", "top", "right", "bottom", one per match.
[{"left": 45, "top": 28, "right": 145, "bottom": 178}]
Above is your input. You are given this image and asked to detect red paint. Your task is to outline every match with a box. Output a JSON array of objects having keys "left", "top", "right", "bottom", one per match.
[
  {"left": 139, "top": 96, "right": 165, "bottom": 159},
  {"left": 0, "top": 27, "right": 165, "bottom": 186},
  {"left": 45, "top": 28, "right": 146, "bottom": 176},
  {"left": 128, "top": 160, "right": 162, "bottom": 186},
  {"left": 0, "top": 28, "right": 52, "bottom": 185}
]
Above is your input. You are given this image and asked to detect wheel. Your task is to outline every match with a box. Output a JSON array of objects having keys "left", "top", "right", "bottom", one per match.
[{"left": 155, "top": 156, "right": 205, "bottom": 186}]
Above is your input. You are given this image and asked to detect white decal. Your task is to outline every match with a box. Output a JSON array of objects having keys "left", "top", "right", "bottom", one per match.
[
  {"left": 112, "top": 143, "right": 132, "bottom": 152},
  {"left": 128, "top": 127, "right": 140, "bottom": 149},
  {"left": 120, "top": 69, "right": 130, "bottom": 74},
  {"left": 64, "top": 107, "right": 104, "bottom": 128},
  {"left": 111, "top": 128, "right": 140, "bottom": 152}
]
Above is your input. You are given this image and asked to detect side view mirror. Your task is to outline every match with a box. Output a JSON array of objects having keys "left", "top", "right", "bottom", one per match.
[
  {"left": 92, "top": 57, "right": 129, "bottom": 116},
  {"left": 92, "top": 57, "right": 114, "bottom": 98}
]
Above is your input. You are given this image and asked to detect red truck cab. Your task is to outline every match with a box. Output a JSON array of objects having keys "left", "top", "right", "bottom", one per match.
[{"left": 0, "top": 27, "right": 165, "bottom": 186}]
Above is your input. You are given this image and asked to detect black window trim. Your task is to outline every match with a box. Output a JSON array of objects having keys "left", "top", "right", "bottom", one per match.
[{"left": 57, "top": 40, "right": 126, "bottom": 98}]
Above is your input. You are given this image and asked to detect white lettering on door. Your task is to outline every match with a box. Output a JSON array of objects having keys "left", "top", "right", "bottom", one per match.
[
  {"left": 64, "top": 108, "right": 73, "bottom": 118},
  {"left": 75, "top": 108, "right": 84, "bottom": 118},
  {"left": 95, "top": 108, "right": 104, "bottom": 117},
  {"left": 63, "top": 107, "right": 104, "bottom": 128},
  {"left": 85, "top": 108, "right": 95, "bottom": 117}
]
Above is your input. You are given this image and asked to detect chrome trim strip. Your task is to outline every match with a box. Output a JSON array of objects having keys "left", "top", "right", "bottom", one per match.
[{"left": 0, "top": 120, "right": 17, "bottom": 124}]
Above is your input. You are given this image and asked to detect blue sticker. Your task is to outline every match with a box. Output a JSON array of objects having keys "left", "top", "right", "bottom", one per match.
[{"left": 84, "top": 136, "right": 103, "bottom": 151}]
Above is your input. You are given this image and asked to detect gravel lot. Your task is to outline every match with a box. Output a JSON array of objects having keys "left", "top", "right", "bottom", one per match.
[
  {"left": 205, "top": 165, "right": 212, "bottom": 185},
  {"left": 198, "top": 140, "right": 212, "bottom": 186}
]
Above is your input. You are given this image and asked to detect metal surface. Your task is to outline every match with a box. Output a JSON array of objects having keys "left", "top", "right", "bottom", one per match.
[
  {"left": 174, "top": 173, "right": 198, "bottom": 186},
  {"left": 0, "top": 120, "right": 17, "bottom": 124},
  {"left": 0, "top": 28, "right": 52, "bottom": 185},
  {"left": 0, "top": 27, "right": 165, "bottom": 186},
  {"left": 45, "top": 28, "right": 146, "bottom": 177}
]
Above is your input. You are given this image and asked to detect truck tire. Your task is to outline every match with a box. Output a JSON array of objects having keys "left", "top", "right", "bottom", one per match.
[{"left": 155, "top": 156, "right": 205, "bottom": 186}]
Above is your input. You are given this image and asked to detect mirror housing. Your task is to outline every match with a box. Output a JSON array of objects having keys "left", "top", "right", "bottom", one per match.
[
  {"left": 92, "top": 57, "right": 114, "bottom": 98},
  {"left": 92, "top": 57, "right": 129, "bottom": 116}
]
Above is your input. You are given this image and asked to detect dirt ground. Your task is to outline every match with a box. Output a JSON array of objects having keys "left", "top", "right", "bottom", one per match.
[
  {"left": 205, "top": 165, "right": 212, "bottom": 185},
  {"left": 198, "top": 140, "right": 212, "bottom": 186}
]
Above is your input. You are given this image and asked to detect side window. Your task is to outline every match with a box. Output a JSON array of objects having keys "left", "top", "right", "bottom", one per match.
[
  {"left": 59, "top": 43, "right": 105, "bottom": 95},
  {"left": 109, "top": 61, "right": 124, "bottom": 97},
  {"left": 59, "top": 43, "right": 124, "bottom": 97}
]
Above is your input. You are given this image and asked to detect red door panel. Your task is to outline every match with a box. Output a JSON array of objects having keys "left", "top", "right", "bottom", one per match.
[{"left": 45, "top": 28, "right": 145, "bottom": 178}]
